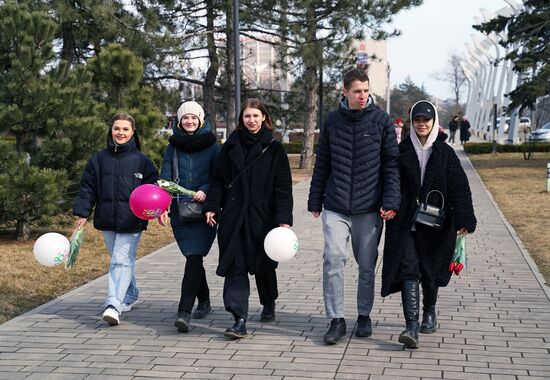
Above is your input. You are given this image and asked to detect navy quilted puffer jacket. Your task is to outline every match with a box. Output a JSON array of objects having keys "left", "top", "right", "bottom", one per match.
[{"left": 308, "top": 97, "right": 400, "bottom": 214}]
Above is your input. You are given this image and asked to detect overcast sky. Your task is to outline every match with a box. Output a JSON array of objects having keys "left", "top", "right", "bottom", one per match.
[{"left": 387, "top": 0, "right": 514, "bottom": 100}]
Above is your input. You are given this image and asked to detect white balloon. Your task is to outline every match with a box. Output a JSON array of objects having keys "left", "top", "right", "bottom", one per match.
[
  {"left": 33, "top": 232, "right": 70, "bottom": 267},
  {"left": 264, "top": 227, "right": 298, "bottom": 262}
]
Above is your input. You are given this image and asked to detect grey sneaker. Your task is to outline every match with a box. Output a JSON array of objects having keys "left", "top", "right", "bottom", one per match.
[{"left": 121, "top": 300, "right": 139, "bottom": 312}]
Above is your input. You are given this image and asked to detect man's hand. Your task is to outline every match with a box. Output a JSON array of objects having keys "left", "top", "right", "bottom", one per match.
[
  {"left": 379, "top": 208, "right": 396, "bottom": 221},
  {"left": 310, "top": 211, "right": 320, "bottom": 218}
]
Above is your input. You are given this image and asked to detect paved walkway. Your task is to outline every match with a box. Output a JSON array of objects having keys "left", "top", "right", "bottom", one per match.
[{"left": 1, "top": 147, "right": 549, "bottom": 379}]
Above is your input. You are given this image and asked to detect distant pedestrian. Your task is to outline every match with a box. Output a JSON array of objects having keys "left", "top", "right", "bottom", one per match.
[
  {"left": 447, "top": 115, "right": 459, "bottom": 145},
  {"left": 460, "top": 116, "right": 471, "bottom": 144},
  {"left": 382, "top": 100, "right": 476, "bottom": 349},
  {"left": 73, "top": 113, "right": 159, "bottom": 326},
  {"left": 308, "top": 68, "right": 400, "bottom": 345},
  {"left": 395, "top": 117, "right": 404, "bottom": 144},
  {"left": 204, "top": 98, "right": 293, "bottom": 339},
  {"left": 159, "top": 101, "right": 220, "bottom": 333}
]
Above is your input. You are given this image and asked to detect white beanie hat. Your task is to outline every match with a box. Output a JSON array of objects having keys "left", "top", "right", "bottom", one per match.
[{"left": 177, "top": 101, "right": 205, "bottom": 126}]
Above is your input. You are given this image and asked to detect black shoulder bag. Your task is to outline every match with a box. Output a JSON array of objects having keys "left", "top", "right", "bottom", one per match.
[
  {"left": 413, "top": 190, "right": 445, "bottom": 229},
  {"left": 173, "top": 149, "right": 205, "bottom": 223}
]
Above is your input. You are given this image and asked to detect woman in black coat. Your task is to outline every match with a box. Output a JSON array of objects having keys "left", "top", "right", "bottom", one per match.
[
  {"left": 382, "top": 101, "right": 476, "bottom": 349},
  {"left": 204, "top": 98, "right": 293, "bottom": 339}
]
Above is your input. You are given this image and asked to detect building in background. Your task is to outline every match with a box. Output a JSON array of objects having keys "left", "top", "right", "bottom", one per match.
[
  {"left": 353, "top": 39, "right": 389, "bottom": 103},
  {"left": 241, "top": 36, "right": 289, "bottom": 90}
]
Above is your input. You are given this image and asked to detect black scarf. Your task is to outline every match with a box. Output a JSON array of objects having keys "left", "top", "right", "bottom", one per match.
[
  {"left": 240, "top": 127, "right": 270, "bottom": 161},
  {"left": 169, "top": 132, "right": 216, "bottom": 153}
]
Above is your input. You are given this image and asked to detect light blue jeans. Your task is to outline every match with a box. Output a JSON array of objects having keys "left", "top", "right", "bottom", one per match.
[
  {"left": 322, "top": 210, "right": 382, "bottom": 319},
  {"left": 102, "top": 231, "right": 142, "bottom": 313}
]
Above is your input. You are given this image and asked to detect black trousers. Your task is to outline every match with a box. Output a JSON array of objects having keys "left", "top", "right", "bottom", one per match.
[
  {"left": 223, "top": 251, "right": 278, "bottom": 320},
  {"left": 178, "top": 256, "right": 209, "bottom": 314},
  {"left": 400, "top": 230, "right": 438, "bottom": 297}
]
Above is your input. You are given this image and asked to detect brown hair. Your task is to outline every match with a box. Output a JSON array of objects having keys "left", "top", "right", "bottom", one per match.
[
  {"left": 343, "top": 68, "right": 369, "bottom": 89},
  {"left": 108, "top": 112, "right": 141, "bottom": 150},
  {"left": 237, "top": 98, "right": 274, "bottom": 131}
]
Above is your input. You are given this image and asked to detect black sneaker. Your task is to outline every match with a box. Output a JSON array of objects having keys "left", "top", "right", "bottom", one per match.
[
  {"left": 192, "top": 299, "right": 213, "bottom": 319},
  {"left": 260, "top": 301, "right": 276, "bottom": 322},
  {"left": 174, "top": 312, "right": 191, "bottom": 333},
  {"left": 323, "top": 318, "right": 346, "bottom": 345},
  {"left": 355, "top": 315, "right": 372, "bottom": 337}
]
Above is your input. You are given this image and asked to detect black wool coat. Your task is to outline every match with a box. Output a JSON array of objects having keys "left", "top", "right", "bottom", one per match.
[
  {"left": 381, "top": 133, "right": 477, "bottom": 297},
  {"left": 204, "top": 129, "right": 293, "bottom": 277}
]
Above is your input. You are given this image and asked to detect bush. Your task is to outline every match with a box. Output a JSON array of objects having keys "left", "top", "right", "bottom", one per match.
[
  {"left": 464, "top": 142, "right": 550, "bottom": 154},
  {"left": 282, "top": 142, "right": 318, "bottom": 154}
]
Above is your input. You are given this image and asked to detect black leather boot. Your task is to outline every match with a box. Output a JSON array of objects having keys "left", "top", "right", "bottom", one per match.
[
  {"left": 224, "top": 316, "right": 247, "bottom": 339},
  {"left": 174, "top": 311, "right": 191, "bottom": 333},
  {"left": 355, "top": 315, "right": 372, "bottom": 337},
  {"left": 192, "top": 299, "right": 213, "bottom": 319},
  {"left": 398, "top": 280, "right": 420, "bottom": 349},
  {"left": 324, "top": 318, "right": 346, "bottom": 345},
  {"left": 260, "top": 301, "right": 276, "bottom": 322},
  {"left": 420, "top": 285, "right": 438, "bottom": 334}
]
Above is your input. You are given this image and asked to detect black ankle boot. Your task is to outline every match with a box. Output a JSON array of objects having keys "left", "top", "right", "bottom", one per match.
[
  {"left": 174, "top": 312, "right": 191, "bottom": 333},
  {"left": 260, "top": 301, "right": 276, "bottom": 322},
  {"left": 420, "top": 286, "right": 438, "bottom": 334},
  {"left": 192, "top": 299, "right": 213, "bottom": 319},
  {"left": 398, "top": 280, "right": 419, "bottom": 349},
  {"left": 324, "top": 318, "right": 346, "bottom": 345},
  {"left": 224, "top": 316, "right": 247, "bottom": 339},
  {"left": 355, "top": 315, "right": 372, "bottom": 337}
]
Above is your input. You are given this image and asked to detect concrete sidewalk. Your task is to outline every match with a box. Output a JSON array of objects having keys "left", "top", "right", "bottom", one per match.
[{"left": 1, "top": 147, "right": 549, "bottom": 379}]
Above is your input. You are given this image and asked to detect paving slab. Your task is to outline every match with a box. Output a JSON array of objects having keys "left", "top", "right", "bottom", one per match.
[{"left": 1, "top": 146, "right": 549, "bottom": 379}]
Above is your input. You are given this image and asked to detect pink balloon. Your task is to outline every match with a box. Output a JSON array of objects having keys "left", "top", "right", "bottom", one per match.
[{"left": 129, "top": 184, "right": 172, "bottom": 220}]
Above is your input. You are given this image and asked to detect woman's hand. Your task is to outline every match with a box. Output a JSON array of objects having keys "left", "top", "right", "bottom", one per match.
[
  {"left": 74, "top": 217, "right": 87, "bottom": 230},
  {"left": 457, "top": 228, "right": 468, "bottom": 236},
  {"left": 158, "top": 211, "right": 169, "bottom": 227},
  {"left": 310, "top": 211, "right": 320, "bottom": 218},
  {"left": 379, "top": 208, "right": 396, "bottom": 221},
  {"left": 194, "top": 190, "right": 206, "bottom": 203},
  {"left": 205, "top": 211, "right": 217, "bottom": 226},
  {"left": 279, "top": 224, "right": 290, "bottom": 228}
]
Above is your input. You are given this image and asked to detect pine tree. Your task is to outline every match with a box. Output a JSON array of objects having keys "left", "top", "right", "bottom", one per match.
[{"left": 474, "top": 0, "right": 549, "bottom": 111}]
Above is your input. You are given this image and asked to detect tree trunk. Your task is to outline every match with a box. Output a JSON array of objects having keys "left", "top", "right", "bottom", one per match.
[
  {"left": 299, "top": 64, "right": 318, "bottom": 170},
  {"left": 61, "top": 21, "right": 76, "bottom": 68},
  {"left": 225, "top": 0, "right": 236, "bottom": 135},
  {"left": 203, "top": 0, "right": 219, "bottom": 127},
  {"left": 299, "top": 7, "right": 318, "bottom": 170},
  {"left": 15, "top": 219, "right": 31, "bottom": 242}
]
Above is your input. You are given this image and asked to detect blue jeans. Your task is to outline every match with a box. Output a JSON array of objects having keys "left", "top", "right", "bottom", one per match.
[
  {"left": 322, "top": 210, "right": 382, "bottom": 319},
  {"left": 102, "top": 231, "right": 142, "bottom": 313}
]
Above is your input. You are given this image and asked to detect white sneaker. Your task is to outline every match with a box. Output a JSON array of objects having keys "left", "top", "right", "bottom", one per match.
[
  {"left": 121, "top": 300, "right": 138, "bottom": 312},
  {"left": 102, "top": 307, "right": 120, "bottom": 325}
]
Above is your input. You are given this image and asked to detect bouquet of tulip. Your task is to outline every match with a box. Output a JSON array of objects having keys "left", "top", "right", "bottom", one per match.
[
  {"left": 65, "top": 227, "right": 85, "bottom": 270},
  {"left": 157, "top": 179, "right": 196, "bottom": 197},
  {"left": 449, "top": 234, "right": 466, "bottom": 276}
]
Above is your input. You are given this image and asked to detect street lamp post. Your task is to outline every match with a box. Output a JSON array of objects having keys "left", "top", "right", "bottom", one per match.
[
  {"left": 233, "top": 0, "right": 240, "bottom": 123},
  {"left": 386, "top": 62, "right": 391, "bottom": 115}
]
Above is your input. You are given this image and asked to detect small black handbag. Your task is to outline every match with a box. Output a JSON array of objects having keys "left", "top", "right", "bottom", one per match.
[
  {"left": 173, "top": 149, "right": 205, "bottom": 223},
  {"left": 413, "top": 190, "right": 445, "bottom": 229}
]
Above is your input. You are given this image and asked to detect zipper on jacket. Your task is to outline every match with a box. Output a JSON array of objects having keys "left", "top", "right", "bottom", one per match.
[
  {"left": 349, "top": 125, "right": 355, "bottom": 212},
  {"left": 113, "top": 156, "right": 119, "bottom": 229}
]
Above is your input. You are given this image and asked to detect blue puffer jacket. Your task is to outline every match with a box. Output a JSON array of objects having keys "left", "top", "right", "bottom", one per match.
[
  {"left": 73, "top": 138, "right": 159, "bottom": 232},
  {"left": 308, "top": 97, "right": 401, "bottom": 214},
  {"left": 160, "top": 119, "right": 220, "bottom": 256}
]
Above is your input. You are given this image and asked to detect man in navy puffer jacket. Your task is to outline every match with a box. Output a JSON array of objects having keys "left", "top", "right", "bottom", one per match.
[{"left": 308, "top": 68, "right": 400, "bottom": 344}]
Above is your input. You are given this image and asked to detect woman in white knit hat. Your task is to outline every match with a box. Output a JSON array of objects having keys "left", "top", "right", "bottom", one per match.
[{"left": 159, "top": 101, "right": 220, "bottom": 333}]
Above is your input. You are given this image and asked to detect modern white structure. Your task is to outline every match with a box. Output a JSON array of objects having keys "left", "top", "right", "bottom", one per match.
[
  {"left": 353, "top": 39, "right": 389, "bottom": 102},
  {"left": 463, "top": 0, "right": 525, "bottom": 144}
]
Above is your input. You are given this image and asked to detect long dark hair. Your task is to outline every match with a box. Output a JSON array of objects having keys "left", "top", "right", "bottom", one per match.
[
  {"left": 237, "top": 98, "right": 274, "bottom": 131},
  {"left": 108, "top": 112, "right": 141, "bottom": 150}
]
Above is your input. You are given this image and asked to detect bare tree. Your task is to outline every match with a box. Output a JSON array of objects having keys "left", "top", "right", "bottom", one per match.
[{"left": 434, "top": 53, "right": 466, "bottom": 114}]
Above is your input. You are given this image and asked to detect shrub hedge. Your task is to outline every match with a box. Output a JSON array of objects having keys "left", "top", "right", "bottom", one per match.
[{"left": 464, "top": 142, "right": 550, "bottom": 154}]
